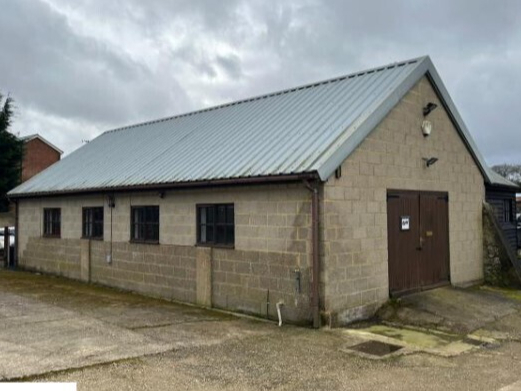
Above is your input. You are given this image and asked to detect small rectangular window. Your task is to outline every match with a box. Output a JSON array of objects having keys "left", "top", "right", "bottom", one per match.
[
  {"left": 43, "top": 208, "right": 61, "bottom": 237},
  {"left": 197, "top": 204, "right": 234, "bottom": 247},
  {"left": 131, "top": 206, "right": 159, "bottom": 243},
  {"left": 82, "top": 207, "right": 104, "bottom": 239}
]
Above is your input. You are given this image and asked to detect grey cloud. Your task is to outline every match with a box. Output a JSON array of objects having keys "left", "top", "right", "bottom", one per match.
[
  {"left": 0, "top": 0, "right": 192, "bottom": 127},
  {"left": 215, "top": 54, "right": 243, "bottom": 79},
  {"left": 0, "top": 0, "right": 520, "bottom": 164}
]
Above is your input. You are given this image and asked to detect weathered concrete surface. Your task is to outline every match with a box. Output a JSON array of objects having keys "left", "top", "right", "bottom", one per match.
[
  {"left": 342, "top": 324, "right": 480, "bottom": 358},
  {"left": 0, "top": 291, "right": 174, "bottom": 380},
  {"left": 0, "top": 270, "right": 271, "bottom": 380},
  {"left": 378, "top": 286, "right": 521, "bottom": 334},
  {"left": 7, "top": 270, "right": 521, "bottom": 390},
  {"left": 37, "top": 332, "right": 521, "bottom": 391}
]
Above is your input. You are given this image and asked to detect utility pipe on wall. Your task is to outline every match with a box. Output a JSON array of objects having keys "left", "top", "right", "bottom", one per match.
[
  {"left": 276, "top": 301, "right": 284, "bottom": 327},
  {"left": 304, "top": 179, "right": 321, "bottom": 329}
]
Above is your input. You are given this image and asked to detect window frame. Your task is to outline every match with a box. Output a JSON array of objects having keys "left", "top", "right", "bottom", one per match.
[
  {"left": 130, "top": 205, "right": 160, "bottom": 244},
  {"left": 82, "top": 207, "right": 104, "bottom": 240},
  {"left": 196, "top": 203, "right": 235, "bottom": 248},
  {"left": 43, "top": 208, "right": 61, "bottom": 238}
]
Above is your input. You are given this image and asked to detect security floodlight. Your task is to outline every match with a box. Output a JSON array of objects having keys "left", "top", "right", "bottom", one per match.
[
  {"left": 422, "top": 157, "right": 439, "bottom": 167},
  {"left": 423, "top": 102, "right": 438, "bottom": 117}
]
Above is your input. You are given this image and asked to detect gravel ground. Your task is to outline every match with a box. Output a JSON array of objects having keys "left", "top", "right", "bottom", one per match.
[
  {"left": 36, "top": 330, "right": 521, "bottom": 391},
  {"left": 3, "top": 270, "right": 521, "bottom": 390}
]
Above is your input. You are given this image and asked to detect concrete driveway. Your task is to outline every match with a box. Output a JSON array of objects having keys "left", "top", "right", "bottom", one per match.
[
  {"left": 0, "top": 270, "right": 271, "bottom": 380},
  {"left": 4, "top": 270, "right": 521, "bottom": 390}
]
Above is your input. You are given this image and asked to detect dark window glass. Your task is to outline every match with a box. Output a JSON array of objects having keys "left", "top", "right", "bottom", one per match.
[
  {"left": 504, "top": 200, "right": 513, "bottom": 223},
  {"left": 43, "top": 208, "right": 61, "bottom": 237},
  {"left": 197, "top": 204, "right": 234, "bottom": 246},
  {"left": 131, "top": 206, "right": 159, "bottom": 242},
  {"left": 82, "top": 207, "right": 104, "bottom": 239}
]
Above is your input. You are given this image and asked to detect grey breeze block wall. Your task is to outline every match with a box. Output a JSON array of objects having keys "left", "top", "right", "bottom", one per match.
[
  {"left": 17, "top": 184, "right": 313, "bottom": 323},
  {"left": 321, "top": 76, "right": 485, "bottom": 325}
]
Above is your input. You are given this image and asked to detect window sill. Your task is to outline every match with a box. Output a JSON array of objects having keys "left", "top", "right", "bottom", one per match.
[
  {"left": 42, "top": 235, "right": 61, "bottom": 239},
  {"left": 195, "top": 243, "right": 235, "bottom": 250},
  {"left": 81, "top": 236, "right": 104, "bottom": 241},
  {"left": 129, "top": 240, "right": 160, "bottom": 245}
]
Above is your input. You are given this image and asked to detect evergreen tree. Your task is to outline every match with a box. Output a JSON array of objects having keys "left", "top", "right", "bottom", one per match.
[{"left": 0, "top": 93, "right": 24, "bottom": 212}]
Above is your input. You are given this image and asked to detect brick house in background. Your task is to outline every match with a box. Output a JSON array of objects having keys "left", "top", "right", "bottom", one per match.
[
  {"left": 1, "top": 133, "right": 62, "bottom": 265},
  {"left": 20, "top": 134, "right": 62, "bottom": 182},
  {"left": 8, "top": 56, "right": 519, "bottom": 327}
]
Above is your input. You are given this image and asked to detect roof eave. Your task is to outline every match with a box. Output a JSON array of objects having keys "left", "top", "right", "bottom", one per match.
[{"left": 8, "top": 172, "right": 321, "bottom": 199}]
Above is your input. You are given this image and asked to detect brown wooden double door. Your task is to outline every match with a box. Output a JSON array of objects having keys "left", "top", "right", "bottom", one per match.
[{"left": 387, "top": 190, "right": 450, "bottom": 296}]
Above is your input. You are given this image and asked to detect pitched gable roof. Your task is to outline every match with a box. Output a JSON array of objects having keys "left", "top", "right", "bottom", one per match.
[
  {"left": 20, "top": 134, "right": 63, "bottom": 155},
  {"left": 9, "top": 56, "right": 511, "bottom": 197}
]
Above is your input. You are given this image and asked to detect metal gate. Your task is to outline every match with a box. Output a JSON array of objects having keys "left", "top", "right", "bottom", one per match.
[{"left": 387, "top": 190, "right": 450, "bottom": 296}]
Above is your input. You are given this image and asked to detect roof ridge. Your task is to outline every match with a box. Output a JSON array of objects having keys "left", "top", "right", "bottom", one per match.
[{"left": 103, "top": 56, "right": 427, "bottom": 135}]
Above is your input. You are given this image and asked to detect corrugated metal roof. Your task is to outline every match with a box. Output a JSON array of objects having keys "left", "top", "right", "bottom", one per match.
[{"left": 9, "top": 55, "right": 514, "bottom": 197}]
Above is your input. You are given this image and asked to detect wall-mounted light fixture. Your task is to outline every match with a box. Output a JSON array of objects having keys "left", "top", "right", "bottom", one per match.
[
  {"left": 107, "top": 194, "right": 116, "bottom": 208},
  {"left": 421, "top": 120, "right": 432, "bottom": 137},
  {"left": 423, "top": 102, "right": 438, "bottom": 117},
  {"left": 158, "top": 191, "right": 165, "bottom": 199},
  {"left": 422, "top": 157, "right": 439, "bottom": 167}
]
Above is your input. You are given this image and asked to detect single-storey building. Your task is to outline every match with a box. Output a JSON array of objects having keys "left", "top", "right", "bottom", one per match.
[{"left": 8, "top": 56, "right": 514, "bottom": 327}]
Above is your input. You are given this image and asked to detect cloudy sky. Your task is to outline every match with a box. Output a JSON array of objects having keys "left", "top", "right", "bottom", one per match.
[{"left": 1, "top": 0, "right": 520, "bottom": 164}]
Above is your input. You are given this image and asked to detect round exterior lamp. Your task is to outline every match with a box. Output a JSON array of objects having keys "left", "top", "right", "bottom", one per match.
[{"left": 421, "top": 120, "right": 432, "bottom": 137}]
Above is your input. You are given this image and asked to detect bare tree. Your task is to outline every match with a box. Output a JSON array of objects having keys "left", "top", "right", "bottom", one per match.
[{"left": 492, "top": 164, "right": 521, "bottom": 186}]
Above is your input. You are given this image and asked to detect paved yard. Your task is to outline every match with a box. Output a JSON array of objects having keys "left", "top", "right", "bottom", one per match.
[{"left": 2, "top": 270, "right": 521, "bottom": 390}]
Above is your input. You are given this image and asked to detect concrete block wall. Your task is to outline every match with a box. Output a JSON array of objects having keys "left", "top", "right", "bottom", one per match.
[
  {"left": 21, "top": 237, "right": 81, "bottom": 279},
  {"left": 89, "top": 241, "right": 198, "bottom": 304},
  {"left": 322, "top": 76, "right": 485, "bottom": 324},
  {"left": 16, "top": 183, "right": 313, "bottom": 324},
  {"left": 212, "top": 248, "right": 311, "bottom": 322}
]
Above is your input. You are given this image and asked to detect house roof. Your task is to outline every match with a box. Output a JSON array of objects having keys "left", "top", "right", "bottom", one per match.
[
  {"left": 487, "top": 170, "right": 520, "bottom": 190},
  {"left": 8, "top": 56, "right": 515, "bottom": 197},
  {"left": 20, "top": 134, "right": 63, "bottom": 155}
]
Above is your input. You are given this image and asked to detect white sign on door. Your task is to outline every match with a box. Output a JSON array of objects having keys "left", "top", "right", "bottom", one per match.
[{"left": 400, "top": 216, "right": 410, "bottom": 231}]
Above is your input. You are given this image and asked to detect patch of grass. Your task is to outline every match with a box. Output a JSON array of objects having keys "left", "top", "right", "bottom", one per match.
[{"left": 480, "top": 285, "right": 521, "bottom": 301}]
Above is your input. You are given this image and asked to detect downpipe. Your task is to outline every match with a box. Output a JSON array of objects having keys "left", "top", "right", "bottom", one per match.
[{"left": 304, "top": 179, "right": 321, "bottom": 329}]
